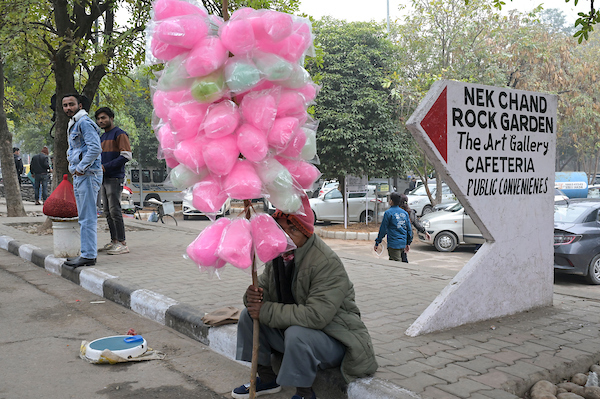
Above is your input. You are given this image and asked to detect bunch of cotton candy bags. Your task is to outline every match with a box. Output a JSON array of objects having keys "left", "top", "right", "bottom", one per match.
[
  {"left": 186, "top": 214, "right": 296, "bottom": 273},
  {"left": 147, "top": 0, "right": 322, "bottom": 218}
]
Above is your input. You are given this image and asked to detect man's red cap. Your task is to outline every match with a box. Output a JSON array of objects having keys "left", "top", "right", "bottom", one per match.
[{"left": 272, "top": 195, "right": 314, "bottom": 237}]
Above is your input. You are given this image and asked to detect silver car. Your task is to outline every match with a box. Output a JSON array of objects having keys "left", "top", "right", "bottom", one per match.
[
  {"left": 407, "top": 183, "right": 457, "bottom": 216},
  {"left": 418, "top": 203, "right": 484, "bottom": 252},
  {"left": 309, "top": 186, "right": 386, "bottom": 223}
]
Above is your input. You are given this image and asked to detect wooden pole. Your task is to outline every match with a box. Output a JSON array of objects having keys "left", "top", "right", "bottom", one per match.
[{"left": 244, "top": 199, "right": 259, "bottom": 399}]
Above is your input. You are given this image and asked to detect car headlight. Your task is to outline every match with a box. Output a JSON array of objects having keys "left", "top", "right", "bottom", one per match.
[
  {"left": 422, "top": 220, "right": 430, "bottom": 229},
  {"left": 554, "top": 234, "right": 581, "bottom": 245}
]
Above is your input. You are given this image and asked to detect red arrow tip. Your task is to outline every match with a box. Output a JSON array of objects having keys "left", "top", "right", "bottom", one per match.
[{"left": 420, "top": 87, "right": 448, "bottom": 163}]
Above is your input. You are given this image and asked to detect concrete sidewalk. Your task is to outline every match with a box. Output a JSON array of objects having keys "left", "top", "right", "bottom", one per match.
[{"left": 2, "top": 198, "right": 600, "bottom": 399}]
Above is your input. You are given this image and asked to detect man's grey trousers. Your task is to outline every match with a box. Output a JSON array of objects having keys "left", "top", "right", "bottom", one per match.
[{"left": 236, "top": 308, "right": 345, "bottom": 387}]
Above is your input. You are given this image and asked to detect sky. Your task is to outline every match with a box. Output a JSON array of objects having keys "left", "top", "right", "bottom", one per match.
[{"left": 298, "top": 0, "right": 586, "bottom": 25}]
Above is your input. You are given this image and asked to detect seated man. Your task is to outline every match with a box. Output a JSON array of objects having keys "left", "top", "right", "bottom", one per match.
[{"left": 232, "top": 196, "right": 378, "bottom": 399}]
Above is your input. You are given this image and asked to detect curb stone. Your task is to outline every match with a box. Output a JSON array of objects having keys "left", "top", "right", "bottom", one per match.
[{"left": 0, "top": 235, "right": 420, "bottom": 399}]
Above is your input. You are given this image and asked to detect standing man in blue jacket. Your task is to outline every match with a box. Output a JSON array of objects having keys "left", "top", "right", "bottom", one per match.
[
  {"left": 95, "top": 107, "right": 132, "bottom": 255},
  {"left": 62, "top": 94, "right": 103, "bottom": 267},
  {"left": 374, "top": 192, "right": 413, "bottom": 262}
]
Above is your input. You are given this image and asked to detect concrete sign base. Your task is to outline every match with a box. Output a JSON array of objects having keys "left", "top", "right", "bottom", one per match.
[{"left": 406, "top": 80, "right": 556, "bottom": 336}]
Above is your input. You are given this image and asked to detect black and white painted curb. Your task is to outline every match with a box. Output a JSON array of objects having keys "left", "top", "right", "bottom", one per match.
[{"left": 0, "top": 234, "right": 419, "bottom": 399}]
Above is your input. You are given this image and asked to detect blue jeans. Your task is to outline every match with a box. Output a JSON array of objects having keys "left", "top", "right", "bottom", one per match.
[
  {"left": 73, "top": 171, "right": 102, "bottom": 259},
  {"left": 101, "top": 177, "right": 126, "bottom": 242},
  {"left": 34, "top": 173, "right": 49, "bottom": 201}
]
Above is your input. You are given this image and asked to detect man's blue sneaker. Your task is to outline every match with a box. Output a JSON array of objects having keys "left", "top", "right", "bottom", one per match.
[
  {"left": 291, "top": 393, "right": 317, "bottom": 399},
  {"left": 231, "top": 377, "right": 281, "bottom": 399}
]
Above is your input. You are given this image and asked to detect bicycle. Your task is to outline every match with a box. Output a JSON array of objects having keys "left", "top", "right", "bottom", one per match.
[{"left": 133, "top": 198, "right": 178, "bottom": 226}]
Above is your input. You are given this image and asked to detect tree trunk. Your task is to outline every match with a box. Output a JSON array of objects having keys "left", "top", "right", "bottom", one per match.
[
  {"left": 0, "top": 49, "right": 27, "bottom": 217},
  {"left": 52, "top": 43, "right": 77, "bottom": 189}
]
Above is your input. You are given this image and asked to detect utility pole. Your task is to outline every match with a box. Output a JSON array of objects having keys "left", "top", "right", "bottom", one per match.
[{"left": 387, "top": 0, "right": 390, "bottom": 34}]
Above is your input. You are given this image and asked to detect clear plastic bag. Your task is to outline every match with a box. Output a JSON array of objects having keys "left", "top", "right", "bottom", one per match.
[
  {"left": 251, "top": 213, "right": 296, "bottom": 263},
  {"left": 374, "top": 240, "right": 386, "bottom": 257},
  {"left": 217, "top": 218, "right": 254, "bottom": 269}
]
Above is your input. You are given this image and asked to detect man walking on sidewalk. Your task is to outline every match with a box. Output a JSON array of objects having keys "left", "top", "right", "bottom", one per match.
[
  {"left": 62, "top": 93, "right": 103, "bottom": 268},
  {"left": 30, "top": 146, "right": 52, "bottom": 204},
  {"left": 95, "top": 107, "right": 131, "bottom": 255}
]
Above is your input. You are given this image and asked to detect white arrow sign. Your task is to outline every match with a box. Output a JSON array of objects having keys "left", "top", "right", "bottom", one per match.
[{"left": 405, "top": 80, "right": 557, "bottom": 336}]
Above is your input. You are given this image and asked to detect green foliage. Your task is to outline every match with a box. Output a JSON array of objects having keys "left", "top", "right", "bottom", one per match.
[
  {"left": 306, "top": 18, "right": 413, "bottom": 181},
  {"left": 480, "top": 0, "right": 599, "bottom": 42}
]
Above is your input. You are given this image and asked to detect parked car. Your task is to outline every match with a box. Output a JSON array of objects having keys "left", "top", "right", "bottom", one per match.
[
  {"left": 317, "top": 181, "right": 339, "bottom": 198},
  {"left": 554, "top": 188, "right": 569, "bottom": 202},
  {"left": 554, "top": 199, "right": 600, "bottom": 284},
  {"left": 418, "top": 203, "right": 484, "bottom": 252},
  {"left": 407, "top": 183, "right": 456, "bottom": 216},
  {"left": 182, "top": 193, "right": 231, "bottom": 220},
  {"left": 310, "top": 186, "right": 385, "bottom": 223},
  {"left": 587, "top": 184, "right": 600, "bottom": 199}
]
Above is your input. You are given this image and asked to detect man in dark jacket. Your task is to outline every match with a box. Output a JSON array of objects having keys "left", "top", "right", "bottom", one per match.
[
  {"left": 232, "top": 196, "right": 377, "bottom": 399},
  {"left": 13, "top": 147, "right": 24, "bottom": 186},
  {"left": 30, "top": 147, "right": 52, "bottom": 204},
  {"left": 95, "top": 107, "right": 132, "bottom": 255}
]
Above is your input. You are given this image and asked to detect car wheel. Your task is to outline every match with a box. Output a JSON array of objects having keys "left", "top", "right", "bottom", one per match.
[
  {"left": 585, "top": 254, "right": 600, "bottom": 285},
  {"left": 422, "top": 205, "right": 433, "bottom": 216},
  {"left": 360, "top": 210, "right": 374, "bottom": 223},
  {"left": 312, "top": 210, "right": 318, "bottom": 223},
  {"left": 434, "top": 232, "right": 458, "bottom": 252}
]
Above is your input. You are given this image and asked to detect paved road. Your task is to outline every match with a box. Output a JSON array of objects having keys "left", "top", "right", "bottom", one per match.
[{"left": 0, "top": 255, "right": 242, "bottom": 399}]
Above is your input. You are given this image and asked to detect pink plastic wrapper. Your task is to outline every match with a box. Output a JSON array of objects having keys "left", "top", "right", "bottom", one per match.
[
  {"left": 155, "top": 15, "right": 209, "bottom": 49},
  {"left": 277, "top": 157, "right": 321, "bottom": 189},
  {"left": 240, "top": 88, "right": 279, "bottom": 132},
  {"left": 277, "top": 91, "right": 308, "bottom": 121},
  {"left": 150, "top": 37, "right": 189, "bottom": 62},
  {"left": 153, "top": 89, "right": 194, "bottom": 120},
  {"left": 278, "top": 128, "right": 306, "bottom": 159},
  {"left": 168, "top": 102, "right": 209, "bottom": 141},
  {"left": 156, "top": 123, "right": 179, "bottom": 153},
  {"left": 184, "top": 36, "right": 229, "bottom": 77},
  {"left": 186, "top": 218, "right": 230, "bottom": 268},
  {"left": 217, "top": 218, "right": 253, "bottom": 269},
  {"left": 222, "top": 160, "right": 263, "bottom": 200},
  {"left": 153, "top": 0, "right": 208, "bottom": 20},
  {"left": 192, "top": 176, "right": 228, "bottom": 213},
  {"left": 257, "top": 33, "right": 310, "bottom": 63},
  {"left": 237, "top": 124, "right": 268, "bottom": 163},
  {"left": 251, "top": 214, "right": 295, "bottom": 263},
  {"left": 202, "top": 134, "right": 239, "bottom": 176},
  {"left": 219, "top": 18, "right": 255, "bottom": 55},
  {"left": 251, "top": 10, "right": 293, "bottom": 42},
  {"left": 296, "top": 82, "right": 319, "bottom": 102},
  {"left": 173, "top": 136, "right": 207, "bottom": 174},
  {"left": 164, "top": 154, "right": 180, "bottom": 168},
  {"left": 267, "top": 117, "right": 299, "bottom": 153},
  {"left": 202, "top": 100, "right": 240, "bottom": 139}
]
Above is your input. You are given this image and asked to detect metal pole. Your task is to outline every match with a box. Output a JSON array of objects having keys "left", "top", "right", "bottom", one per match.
[{"left": 387, "top": 0, "right": 390, "bottom": 34}]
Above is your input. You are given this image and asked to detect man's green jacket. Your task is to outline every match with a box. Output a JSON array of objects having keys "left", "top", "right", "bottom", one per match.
[{"left": 249, "top": 234, "right": 378, "bottom": 383}]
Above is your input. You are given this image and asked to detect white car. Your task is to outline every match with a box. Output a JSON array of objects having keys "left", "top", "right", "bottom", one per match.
[
  {"left": 182, "top": 193, "right": 231, "bottom": 220},
  {"left": 555, "top": 188, "right": 569, "bottom": 202},
  {"left": 419, "top": 203, "right": 484, "bottom": 252},
  {"left": 310, "top": 186, "right": 386, "bottom": 223},
  {"left": 407, "top": 184, "right": 456, "bottom": 216},
  {"left": 317, "top": 181, "right": 339, "bottom": 198}
]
